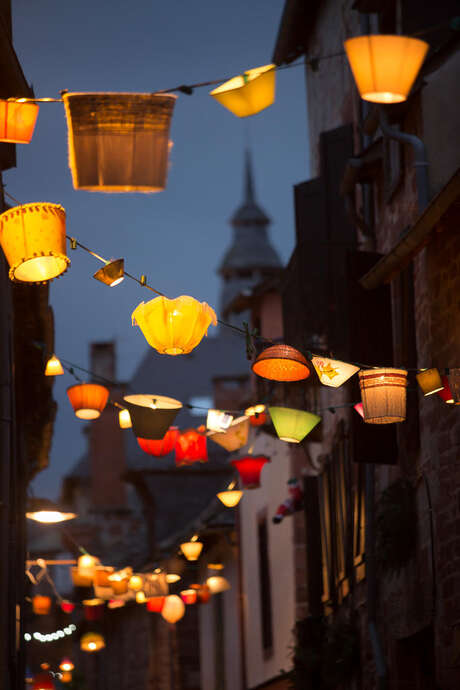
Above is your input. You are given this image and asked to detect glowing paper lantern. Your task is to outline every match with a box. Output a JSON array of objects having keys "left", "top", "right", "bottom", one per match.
[
  {"left": 207, "top": 563, "right": 224, "bottom": 571},
  {"left": 137, "top": 427, "right": 179, "bottom": 456},
  {"left": 67, "top": 383, "right": 109, "bottom": 420},
  {"left": 416, "top": 368, "right": 443, "bottom": 396},
  {"left": 245, "top": 404, "right": 267, "bottom": 427},
  {"left": 80, "top": 631, "right": 105, "bottom": 653},
  {"left": 191, "top": 583, "right": 211, "bottom": 604},
  {"left": 118, "top": 408, "right": 132, "bottom": 429},
  {"left": 62, "top": 92, "right": 176, "bottom": 192},
  {"left": 94, "top": 566, "right": 114, "bottom": 587},
  {"left": 206, "top": 576, "right": 231, "bottom": 594},
  {"left": 180, "top": 589, "right": 197, "bottom": 605},
  {"left": 71, "top": 567, "right": 92, "bottom": 588},
  {"left": 61, "top": 671, "right": 72, "bottom": 684},
  {"left": 83, "top": 599, "right": 105, "bottom": 621},
  {"left": 344, "top": 35, "right": 429, "bottom": 104},
  {"left": 180, "top": 540, "right": 203, "bottom": 561},
  {"left": 107, "top": 599, "right": 125, "bottom": 609},
  {"left": 208, "top": 416, "right": 250, "bottom": 452},
  {"left": 217, "top": 489, "right": 243, "bottom": 507},
  {"left": 32, "top": 672, "right": 55, "bottom": 690},
  {"left": 269, "top": 407, "right": 321, "bottom": 443},
  {"left": 128, "top": 575, "right": 143, "bottom": 591},
  {"left": 93, "top": 259, "right": 124, "bottom": 287},
  {"left": 0, "top": 203, "right": 69, "bottom": 283},
  {"left": 45, "top": 354, "right": 64, "bottom": 376},
  {"left": 26, "top": 498, "right": 76, "bottom": 523},
  {"left": 311, "top": 356, "right": 360, "bottom": 388},
  {"left": 146, "top": 596, "right": 166, "bottom": 613},
  {"left": 124, "top": 394, "right": 182, "bottom": 440},
  {"left": 59, "top": 659, "right": 74, "bottom": 672},
  {"left": 61, "top": 600, "right": 75, "bottom": 614},
  {"left": 108, "top": 572, "right": 129, "bottom": 595},
  {"left": 175, "top": 429, "right": 208, "bottom": 466},
  {"left": 77, "top": 553, "right": 99, "bottom": 580},
  {"left": 358, "top": 368, "right": 408, "bottom": 423},
  {"left": 252, "top": 345, "right": 310, "bottom": 382},
  {"left": 32, "top": 595, "right": 51, "bottom": 615},
  {"left": 0, "top": 99, "right": 39, "bottom": 143},
  {"left": 161, "top": 595, "right": 185, "bottom": 624},
  {"left": 231, "top": 455, "right": 270, "bottom": 490},
  {"left": 166, "top": 573, "right": 181, "bottom": 584},
  {"left": 210, "top": 64, "right": 275, "bottom": 117},
  {"left": 136, "top": 591, "right": 147, "bottom": 604},
  {"left": 206, "top": 409, "right": 233, "bottom": 432},
  {"left": 132, "top": 295, "right": 217, "bottom": 355}
]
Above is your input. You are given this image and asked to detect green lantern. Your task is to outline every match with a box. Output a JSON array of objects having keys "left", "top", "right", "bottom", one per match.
[{"left": 269, "top": 407, "right": 321, "bottom": 443}]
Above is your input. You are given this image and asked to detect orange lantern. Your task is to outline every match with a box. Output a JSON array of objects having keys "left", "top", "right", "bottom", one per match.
[
  {"left": 0, "top": 203, "right": 69, "bottom": 283},
  {"left": 175, "top": 428, "right": 208, "bottom": 466},
  {"left": 0, "top": 99, "right": 39, "bottom": 143},
  {"left": 180, "top": 589, "right": 197, "bottom": 605},
  {"left": 67, "top": 383, "right": 109, "bottom": 420},
  {"left": 252, "top": 344, "right": 310, "bottom": 382},
  {"left": 137, "top": 427, "right": 179, "bottom": 457},
  {"left": 59, "top": 659, "right": 74, "bottom": 673},
  {"left": 217, "top": 489, "right": 243, "bottom": 507},
  {"left": 80, "top": 631, "right": 105, "bottom": 653},
  {"left": 146, "top": 596, "right": 166, "bottom": 613},
  {"left": 191, "top": 583, "right": 211, "bottom": 604},
  {"left": 245, "top": 404, "right": 268, "bottom": 427},
  {"left": 32, "top": 595, "right": 51, "bottom": 615},
  {"left": 94, "top": 566, "right": 114, "bottom": 587},
  {"left": 108, "top": 572, "right": 129, "bottom": 595},
  {"left": 180, "top": 540, "right": 203, "bottom": 561}
]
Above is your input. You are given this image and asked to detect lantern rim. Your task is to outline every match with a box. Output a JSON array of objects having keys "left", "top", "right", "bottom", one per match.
[{"left": 124, "top": 394, "right": 182, "bottom": 410}]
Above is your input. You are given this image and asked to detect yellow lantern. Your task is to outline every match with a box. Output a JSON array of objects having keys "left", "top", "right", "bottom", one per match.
[
  {"left": 77, "top": 553, "right": 99, "bottom": 580},
  {"left": 210, "top": 64, "right": 275, "bottom": 117},
  {"left": 206, "top": 576, "right": 231, "bottom": 594},
  {"left": 180, "top": 540, "right": 203, "bottom": 561},
  {"left": 165, "top": 573, "right": 181, "bottom": 584},
  {"left": 208, "top": 563, "right": 224, "bottom": 571},
  {"left": 132, "top": 295, "right": 217, "bottom": 355},
  {"left": 208, "top": 416, "right": 250, "bottom": 452},
  {"left": 44, "top": 354, "right": 64, "bottom": 376},
  {"left": 136, "top": 591, "right": 147, "bottom": 604},
  {"left": 0, "top": 99, "right": 39, "bottom": 143},
  {"left": 80, "top": 632, "right": 105, "bottom": 653},
  {"left": 63, "top": 92, "right": 177, "bottom": 192},
  {"left": 311, "top": 356, "right": 360, "bottom": 388},
  {"left": 128, "top": 574, "right": 143, "bottom": 591},
  {"left": 217, "top": 489, "right": 243, "bottom": 507},
  {"left": 161, "top": 595, "right": 185, "bottom": 624},
  {"left": 269, "top": 407, "right": 321, "bottom": 443},
  {"left": 0, "top": 203, "right": 69, "bottom": 283},
  {"left": 71, "top": 567, "right": 92, "bottom": 588},
  {"left": 93, "top": 259, "right": 124, "bottom": 287},
  {"left": 344, "top": 35, "right": 429, "bottom": 104},
  {"left": 358, "top": 368, "right": 408, "bottom": 423},
  {"left": 118, "top": 408, "right": 132, "bottom": 429},
  {"left": 416, "top": 368, "right": 443, "bottom": 396},
  {"left": 67, "top": 383, "right": 109, "bottom": 420},
  {"left": 108, "top": 572, "right": 129, "bottom": 595},
  {"left": 59, "top": 659, "right": 74, "bottom": 673}
]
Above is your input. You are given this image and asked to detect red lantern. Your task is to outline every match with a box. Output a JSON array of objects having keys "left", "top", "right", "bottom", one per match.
[
  {"left": 245, "top": 404, "right": 268, "bottom": 427},
  {"left": 83, "top": 601, "right": 105, "bottom": 621},
  {"left": 175, "top": 429, "right": 208, "bottom": 466},
  {"left": 33, "top": 672, "right": 55, "bottom": 690},
  {"left": 137, "top": 427, "right": 179, "bottom": 457},
  {"left": 146, "top": 596, "right": 166, "bottom": 613},
  {"left": 60, "top": 600, "right": 75, "bottom": 614},
  {"left": 438, "top": 375, "right": 455, "bottom": 404},
  {"left": 180, "top": 589, "right": 197, "bottom": 605},
  {"left": 231, "top": 455, "right": 270, "bottom": 489}
]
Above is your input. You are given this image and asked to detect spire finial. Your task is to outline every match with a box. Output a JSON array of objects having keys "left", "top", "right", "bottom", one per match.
[{"left": 244, "top": 149, "right": 255, "bottom": 204}]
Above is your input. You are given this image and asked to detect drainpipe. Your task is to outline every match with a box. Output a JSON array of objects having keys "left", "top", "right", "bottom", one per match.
[{"left": 378, "top": 107, "right": 430, "bottom": 213}]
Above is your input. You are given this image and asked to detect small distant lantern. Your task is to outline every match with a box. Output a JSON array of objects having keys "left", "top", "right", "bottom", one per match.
[
  {"left": 0, "top": 99, "right": 39, "bottom": 143},
  {"left": 180, "top": 589, "right": 197, "bottom": 605},
  {"left": 118, "top": 408, "right": 132, "bottom": 429},
  {"left": 67, "top": 383, "right": 109, "bottom": 420},
  {"left": 245, "top": 404, "right": 267, "bottom": 427},
  {"left": 146, "top": 596, "right": 166, "bottom": 613},
  {"left": 59, "top": 659, "right": 74, "bottom": 673},
  {"left": 175, "top": 428, "right": 208, "bottom": 466},
  {"left": 344, "top": 35, "right": 429, "bottom": 104},
  {"left": 60, "top": 600, "right": 75, "bottom": 614},
  {"left": 166, "top": 573, "right": 181, "bottom": 584},
  {"left": 416, "top": 368, "right": 443, "bottom": 396},
  {"left": 32, "top": 671, "right": 55, "bottom": 690},
  {"left": 311, "top": 356, "right": 360, "bottom": 388},
  {"left": 206, "top": 409, "right": 233, "bottom": 432},
  {"left": 94, "top": 566, "right": 114, "bottom": 587},
  {"left": 83, "top": 598, "right": 105, "bottom": 621},
  {"left": 191, "top": 583, "right": 211, "bottom": 604},
  {"left": 353, "top": 402, "right": 365, "bottom": 419},
  {"left": 62, "top": 92, "right": 176, "bottom": 192},
  {"left": 124, "top": 394, "right": 182, "bottom": 440},
  {"left": 208, "top": 416, "right": 250, "bottom": 452},
  {"left": 206, "top": 576, "right": 231, "bottom": 594},
  {"left": 45, "top": 354, "right": 64, "bottom": 376},
  {"left": 93, "top": 259, "right": 124, "bottom": 287},
  {"left": 80, "top": 631, "right": 105, "bottom": 653},
  {"left": 61, "top": 671, "right": 72, "bottom": 684},
  {"left": 252, "top": 345, "right": 310, "bottom": 382},
  {"left": 210, "top": 64, "right": 275, "bottom": 117},
  {"left": 269, "top": 407, "right": 321, "bottom": 443},
  {"left": 107, "top": 599, "right": 125, "bottom": 610},
  {"left": 137, "top": 427, "right": 179, "bottom": 457},
  {"left": 161, "top": 595, "right": 185, "bottom": 624},
  {"left": 208, "top": 562, "right": 224, "bottom": 571},
  {"left": 32, "top": 595, "right": 51, "bottom": 615},
  {"left": 180, "top": 540, "right": 203, "bottom": 561},
  {"left": 358, "top": 368, "right": 408, "bottom": 423},
  {"left": 0, "top": 203, "right": 69, "bottom": 283},
  {"left": 136, "top": 591, "right": 147, "bottom": 604},
  {"left": 231, "top": 455, "right": 270, "bottom": 490},
  {"left": 108, "top": 572, "right": 129, "bottom": 595},
  {"left": 132, "top": 295, "right": 217, "bottom": 355},
  {"left": 128, "top": 574, "right": 143, "bottom": 591},
  {"left": 77, "top": 553, "right": 99, "bottom": 580},
  {"left": 71, "top": 567, "right": 92, "bottom": 588},
  {"left": 217, "top": 489, "right": 243, "bottom": 507}
]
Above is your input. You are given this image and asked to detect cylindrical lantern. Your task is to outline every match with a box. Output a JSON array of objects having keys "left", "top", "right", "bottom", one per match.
[
  {"left": 416, "top": 368, "right": 443, "bottom": 396},
  {"left": 132, "top": 295, "right": 217, "bottom": 355},
  {"left": 80, "top": 631, "right": 105, "bottom": 653},
  {"left": 206, "top": 576, "right": 231, "bottom": 594},
  {"left": 161, "top": 595, "right": 185, "bottom": 624},
  {"left": 311, "top": 356, "right": 360, "bottom": 388},
  {"left": 180, "top": 589, "right": 197, "bottom": 605},
  {"left": 67, "top": 383, "right": 109, "bottom": 420},
  {"left": 118, "top": 408, "right": 132, "bottom": 429},
  {"left": 210, "top": 64, "right": 275, "bottom": 117},
  {"left": 108, "top": 573, "right": 129, "bottom": 595},
  {"left": 245, "top": 404, "right": 268, "bottom": 427},
  {"left": 45, "top": 354, "right": 64, "bottom": 376},
  {"left": 62, "top": 92, "right": 176, "bottom": 192},
  {"left": 71, "top": 567, "right": 92, "bottom": 588},
  {"left": 208, "top": 416, "right": 250, "bottom": 452},
  {"left": 83, "top": 599, "right": 105, "bottom": 621},
  {"left": 269, "top": 407, "right": 321, "bottom": 443},
  {"left": 252, "top": 344, "right": 310, "bottom": 382},
  {"left": 0, "top": 203, "right": 69, "bottom": 283},
  {"left": 32, "top": 595, "right": 51, "bottom": 615},
  {"left": 94, "top": 566, "right": 114, "bottom": 587},
  {"left": 32, "top": 671, "right": 55, "bottom": 690},
  {"left": 146, "top": 596, "right": 166, "bottom": 613},
  {"left": 124, "top": 394, "right": 182, "bottom": 440},
  {"left": 180, "top": 540, "right": 203, "bottom": 561},
  {"left": 344, "top": 35, "right": 429, "bottom": 103},
  {"left": 359, "top": 368, "right": 408, "bottom": 423},
  {"left": 60, "top": 600, "right": 75, "bottom": 614},
  {"left": 175, "top": 429, "right": 208, "bottom": 466},
  {"left": 77, "top": 553, "right": 99, "bottom": 580},
  {"left": 231, "top": 455, "right": 270, "bottom": 490},
  {"left": 0, "top": 99, "right": 39, "bottom": 143},
  {"left": 137, "top": 427, "right": 179, "bottom": 457},
  {"left": 217, "top": 489, "right": 243, "bottom": 507}
]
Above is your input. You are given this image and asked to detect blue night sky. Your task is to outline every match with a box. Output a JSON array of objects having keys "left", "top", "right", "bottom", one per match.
[{"left": 7, "top": 0, "right": 310, "bottom": 498}]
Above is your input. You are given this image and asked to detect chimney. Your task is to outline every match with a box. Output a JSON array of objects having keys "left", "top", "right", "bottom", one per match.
[{"left": 90, "top": 342, "right": 115, "bottom": 382}]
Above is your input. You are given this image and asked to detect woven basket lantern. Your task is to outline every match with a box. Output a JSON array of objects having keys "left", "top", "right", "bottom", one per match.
[
  {"left": 359, "top": 368, "right": 408, "bottom": 424},
  {"left": 63, "top": 92, "right": 176, "bottom": 192},
  {"left": 252, "top": 344, "right": 310, "bottom": 382}
]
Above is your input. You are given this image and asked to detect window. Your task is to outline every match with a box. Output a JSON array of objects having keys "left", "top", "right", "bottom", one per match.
[{"left": 257, "top": 511, "right": 273, "bottom": 655}]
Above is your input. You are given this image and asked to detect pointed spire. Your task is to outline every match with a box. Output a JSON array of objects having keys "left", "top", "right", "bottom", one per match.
[{"left": 244, "top": 148, "right": 255, "bottom": 203}]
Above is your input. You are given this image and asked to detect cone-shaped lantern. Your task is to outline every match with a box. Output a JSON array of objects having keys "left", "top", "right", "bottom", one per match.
[
  {"left": 231, "top": 455, "right": 270, "bottom": 489},
  {"left": 63, "top": 92, "right": 176, "bottom": 192},
  {"left": 269, "top": 407, "right": 321, "bottom": 443},
  {"left": 0, "top": 203, "right": 69, "bottom": 283},
  {"left": 0, "top": 99, "right": 39, "bottom": 143},
  {"left": 354, "top": 402, "right": 365, "bottom": 419},
  {"left": 124, "top": 394, "right": 182, "bottom": 440},
  {"left": 137, "top": 427, "right": 179, "bottom": 456},
  {"left": 344, "top": 35, "right": 429, "bottom": 104},
  {"left": 416, "top": 368, "right": 443, "bottom": 396},
  {"left": 180, "top": 589, "right": 197, "bottom": 605},
  {"left": 311, "top": 356, "right": 360, "bottom": 388},
  {"left": 252, "top": 344, "right": 310, "bottom": 382},
  {"left": 217, "top": 489, "right": 243, "bottom": 507},
  {"left": 146, "top": 596, "right": 166, "bottom": 612},
  {"left": 180, "top": 540, "right": 203, "bottom": 561},
  {"left": 93, "top": 258, "right": 124, "bottom": 287},
  {"left": 45, "top": 354, "right": 64, "bottom": 376},
  {"left": 161, "top": 595, "right": 185, "bottom": 624},
  {"left": 67, "top": 383, "right": 109, "bottom": 420},
  {"left": 132, "top": 295, "right": 217, "bottom": 355},
  {"left": 358, "top": 368, "right": 408, "bottom": 423},
  {"left": 208, "top": 416, "right": 250, "bottom": 452},
  {"left": 210, "top": 64, "right": 275, "bottom": 117},
  {"left": 175, "top": 428, "right": 208, "bottom": 466},
  {"left": 118, "top": 408, "right": 132, "bottom": 429},
  {"left": 206, "top": 576, "right": 231, "bottom": 594},
  {"left": 80, "top": 631, "right": 105, "bottom": 653},
  {"left": 245, "top": 404, "right": 268, "bottom": 427}
]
